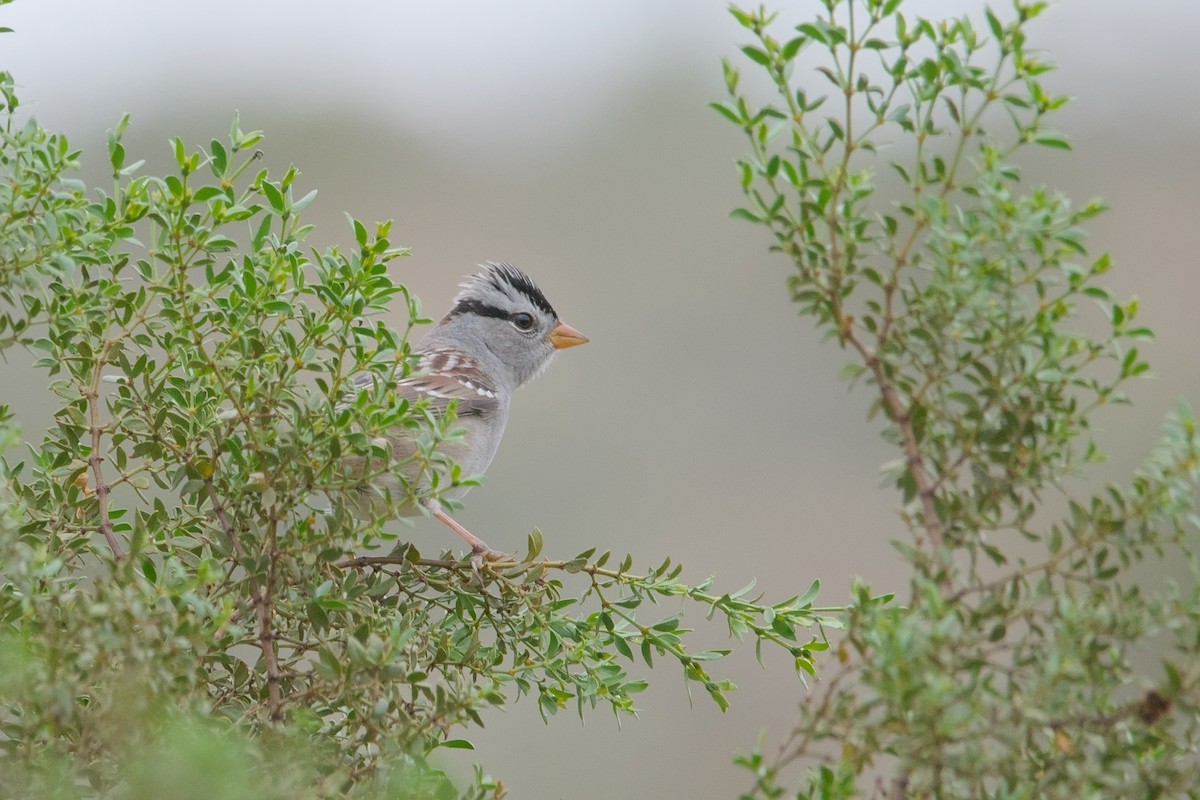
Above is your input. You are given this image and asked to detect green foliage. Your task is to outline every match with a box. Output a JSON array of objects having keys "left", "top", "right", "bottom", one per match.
[
  {"left": 0, "top": 73, "right": 833, "bottom": 796},
  {"left": 719, "top": 0, "right": 1200, "bottom": 797}
]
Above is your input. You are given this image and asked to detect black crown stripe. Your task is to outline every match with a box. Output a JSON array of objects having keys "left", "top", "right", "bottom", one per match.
[
  {"left": 486, "top": 262, "right": 556, "bottom": 318},
  {"left": 447, "top": 299, "right": 510, "bottom": 320}
]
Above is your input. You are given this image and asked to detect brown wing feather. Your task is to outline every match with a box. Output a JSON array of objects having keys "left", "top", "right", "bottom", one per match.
[{"left": 346, "top": 350, "right": 500, "bottom": 418}]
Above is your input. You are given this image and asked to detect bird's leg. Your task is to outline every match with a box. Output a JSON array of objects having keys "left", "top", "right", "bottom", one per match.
[
  {"left": 432, "top": 508, "right": 492, "bottom": 552},
  {"left": 433, "top": 509, "right": 505, "bottom": 571}
]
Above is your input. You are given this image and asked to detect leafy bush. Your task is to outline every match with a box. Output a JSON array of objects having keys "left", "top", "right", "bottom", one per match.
[
  {"left": 716, "top": 0, "right": 1200, "bottom": 797},
  {"left": 0, "top": 74, "right": 830, "bottom": 798}
]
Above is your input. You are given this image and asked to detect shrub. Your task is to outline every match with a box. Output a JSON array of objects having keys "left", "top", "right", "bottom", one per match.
[{"left": 716, "top": 1, "right": 1200, "bottom": 797}]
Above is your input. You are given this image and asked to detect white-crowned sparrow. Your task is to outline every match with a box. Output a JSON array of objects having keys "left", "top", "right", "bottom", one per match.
[{"left": 347, "top": 262, "right": 587, "bottom": 560}]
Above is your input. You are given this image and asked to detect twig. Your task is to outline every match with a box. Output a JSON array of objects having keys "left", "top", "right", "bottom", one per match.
[
  {"left": 338, "top": 551, "right": 839, "bottom": 610},
  {"left": 205, "top": 477, "right": 243, "bottom": 558},
  {"left": 843, "top": 26, "right": 1014, "bottom": 563},
  {"left": 207, "top": 476, "right": 283, "bottom": 724},
  {"left": 334, "top": 553, "right": 647, "bottom": 582},
  {"left": 256, "top": 586, "right": 283, "bottom": 723},
  {"left": 770, "top": 660, "right": 855, "bottom": 774},
  {"left": 259, "top": 517, "right": 283, "bottom": 724},
  {"left": 337, "top": 554, "right": 470, "bottom": 571},
  {"left": 85, "top": 350, "right": 123, "bottom": 559},
  {"left": 811, "top": 0, "right": 943, "bottom": 559},
  {"left": 1048, "top": 689, "right": 1173, "bottom": 730},
  {"left": 842, "top": 328, "right": 945, "bottom": 555}
]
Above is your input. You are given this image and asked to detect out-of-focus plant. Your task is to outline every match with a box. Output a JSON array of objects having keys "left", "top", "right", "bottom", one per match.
[
  {"left": 0, "top": 61, "right": 834, "bottom": 799},
  {"left": 717, "top": 1, "right": 1200, "bottom": 797}
]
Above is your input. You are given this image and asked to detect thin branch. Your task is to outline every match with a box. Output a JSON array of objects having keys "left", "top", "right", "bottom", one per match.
[
  {"left": 844, "top": 329, "right": 945, "bottom": 554},
  {"left": 1048, "top": 689, "right": 1174, "bottom": 731},
  {"left": 255, "top": 585, "right": 283, "bottom": 723},
  {"left": 207, "top": 476, "right": 282, "bottom": 724},
  {"left": 946, "top": 471, "right": 1175, "bottom": 605},
  {"left": 335, "top": 553, "right": 836, "bottom": 657},
  {"left": 334, "top": 553, "right": 646, "bottom": 582},
  {"left": 856, "top": 41, "right": 1019, "bottom": 567},
  {"left": 806, "top": 0, "right": 942, "bottom": 561},
  {"left": 205, "top": 477, "right": 243, "bottom": 558},
  {"left": 85, "top": 349, "right": 123, "bottom": 559},
  {"left": 259, "top": 517, "right": 283, "bottom": 724}
]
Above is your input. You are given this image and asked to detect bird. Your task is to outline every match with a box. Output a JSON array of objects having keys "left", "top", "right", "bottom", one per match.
[{"left": 343, "top": 261, "right": 587, "bottom": 564}]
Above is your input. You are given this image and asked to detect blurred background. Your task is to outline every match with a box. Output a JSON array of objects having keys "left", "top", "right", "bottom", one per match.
[{"left": 2, "top": 1, "right": 1197, "bottom": 796}]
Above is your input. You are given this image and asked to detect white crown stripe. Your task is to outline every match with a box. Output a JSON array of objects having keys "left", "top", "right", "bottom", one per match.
[{"left": 452, "top": 261, "right": 557, "bottom": 318}]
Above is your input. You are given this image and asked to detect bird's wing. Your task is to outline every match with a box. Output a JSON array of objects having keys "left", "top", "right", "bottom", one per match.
[{"left": 348, "top": 350, "right": 501, "bottom": 418}]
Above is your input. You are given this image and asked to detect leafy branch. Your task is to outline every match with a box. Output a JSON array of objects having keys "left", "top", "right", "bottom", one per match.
[
  {"left": 718, "top": 1, "right": 1200, "bottom": 797},
  {"left": 336, "top": 533, "right": 834, "bottom": 715}
]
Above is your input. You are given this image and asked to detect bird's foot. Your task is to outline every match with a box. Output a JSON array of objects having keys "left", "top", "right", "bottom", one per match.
[{"left": 469, "top": 545, "right": 516, "bottom": 575}]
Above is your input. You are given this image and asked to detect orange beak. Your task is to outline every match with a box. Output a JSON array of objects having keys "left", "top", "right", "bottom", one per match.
[{"left": 547, "top": 320, "right": 589, "bottom": 349}]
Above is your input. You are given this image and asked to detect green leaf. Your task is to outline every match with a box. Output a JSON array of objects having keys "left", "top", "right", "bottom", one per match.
[
  {"left": 171, "top": 136, "right": 187, "bottom": 168},
  {"left": 193, "top": 185, "right": 224, "bottom": 203},
  {"left": 260, "top": 180, "right": 285, "bottom": 214},
  {"left": 251, "top": 214, "right": 273, "bottom": 250},
  {"left": 795, "top": 579, "right": 820, "bottom": 608},
  {"left": 526, "top": 528, "right": 543, "bottom": 560},
  {"left": 209, "top": 139, "right": 228, "bottom": 176},
  {"left": 348, "top": 214, "right": 369, "bottom": 247},
  {"left": 839, "top": 362, "right": 866, "bottom": 383},
  {"left": 613, "top": 636, "right": 633, "bottom": 661},
  {"left": 1031, "top": 129, "right": 1071, "bottom": 150},
  {"left": 984, "top": 7, "right": 1004, "bottom": 40},
  {"left": 438, "top": 739, "right": 475, "bottom": 750},
  {"left": 781, "top": 36, "right": 807, "bottom": 60},
  {"left": 709, "top": 101, "right": 743, "bottom": 126},
  {"left": 741, "top": 45, "right": 771, "bottom": 67},
  {"left": 292, "top": 188, "right": 318, "bottom": 214},
  {"left": 109, "top": 141, "right": 125, "bottom": 171}
]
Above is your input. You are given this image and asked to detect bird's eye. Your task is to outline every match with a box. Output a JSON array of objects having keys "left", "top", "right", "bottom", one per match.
[{"left": 511, "top": 312, "right": 535, "bottom": 331}]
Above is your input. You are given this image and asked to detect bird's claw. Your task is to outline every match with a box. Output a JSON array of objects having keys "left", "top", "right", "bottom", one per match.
[{"left": 468, "top": 547, "right": 516, "bottom": 576}]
